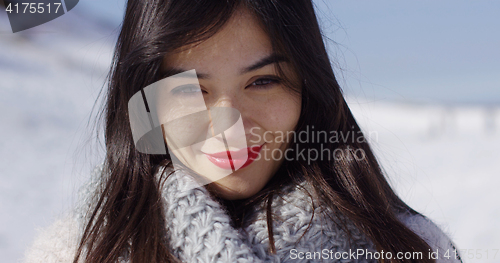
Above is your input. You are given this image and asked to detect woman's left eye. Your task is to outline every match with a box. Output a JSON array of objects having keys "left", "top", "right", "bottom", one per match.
[{"left": 248, "top": 77, "right": 280, "bottom": 89}]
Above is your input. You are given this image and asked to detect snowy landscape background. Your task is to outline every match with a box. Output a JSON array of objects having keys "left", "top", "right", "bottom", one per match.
[{"left": 1, "top": 1, "right": 499, "bottom": 262}]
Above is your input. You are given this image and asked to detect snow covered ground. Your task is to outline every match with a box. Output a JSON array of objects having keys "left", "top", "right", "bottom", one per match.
[
  {"left": 1, "top": 2, "right": 499, "bottom": 262},
  {"left": 348, "top": 98, "right": 500, "bottom": 262}
]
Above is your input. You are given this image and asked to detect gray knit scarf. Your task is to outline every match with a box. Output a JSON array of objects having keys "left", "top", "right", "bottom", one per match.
[{"left": 159, "top": 167, "right": 376, "bottom": 263}]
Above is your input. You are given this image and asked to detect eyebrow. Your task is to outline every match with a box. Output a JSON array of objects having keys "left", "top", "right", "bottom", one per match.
[
  {"left": 240, "top": 53, "right": 288, "bottom": 74},
  {"left": 161, "top": 53, "right": 288, "bottom": 79},
  {"left": 160, "top": 69, "right": 209, "bottom": 79}
]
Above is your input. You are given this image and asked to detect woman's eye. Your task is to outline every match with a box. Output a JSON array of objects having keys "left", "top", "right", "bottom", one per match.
[
  {"left": 170, "top": 84, "right": 205, "bottom": 95},
  {"left": 248, "top": 77, "right": 280, "bottom": 89}
]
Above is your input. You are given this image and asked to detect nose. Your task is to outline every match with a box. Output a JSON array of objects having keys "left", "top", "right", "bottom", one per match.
[
  {"left": 206, "top": 94, "right": 249, "bottom": 143},
  {"left": 210, "top": 95, "right": 236, "bottom": 109},
  {"left": 207, "top": 93, "right": 246, "bottom": 121},
  {"left": 208, "top": 93, "right": 249, "bottom": 124}
]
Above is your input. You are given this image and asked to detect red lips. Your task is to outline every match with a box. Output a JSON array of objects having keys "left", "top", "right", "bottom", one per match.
[{"left": 204, "top": 145, "right": 263, "bottom": 170}]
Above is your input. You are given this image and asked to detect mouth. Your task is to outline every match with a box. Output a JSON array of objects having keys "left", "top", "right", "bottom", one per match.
[{"left": 203, "top": 145, "right": 263, "bottom": 170}]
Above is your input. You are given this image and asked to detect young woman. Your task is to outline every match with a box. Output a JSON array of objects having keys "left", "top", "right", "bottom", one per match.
[{"left": 25, "top": 0, "right": 462, "bottom": 262}]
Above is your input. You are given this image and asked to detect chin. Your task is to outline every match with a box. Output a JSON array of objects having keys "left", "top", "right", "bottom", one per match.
[
  {"left": 206, "top": 171, "right": 265, "bottom": 200},
  {"left": 204, "top": 156, "right": 281, "bottom": 200}
]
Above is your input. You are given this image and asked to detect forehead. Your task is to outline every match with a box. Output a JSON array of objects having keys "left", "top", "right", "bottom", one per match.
[{"left": 162, "top": 8, "right": 273, "bottom": 72}]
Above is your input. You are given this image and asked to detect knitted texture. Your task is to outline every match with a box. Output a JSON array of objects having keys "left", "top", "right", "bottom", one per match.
[
  {"left": 162, "top": 169, "right": 264, "bottom": 262},
  {"left": 23, "top": 166, "right": 462, "bottom": 263},
  {"left": 161, "top": 168, "right": 376, "bottom": 263}
]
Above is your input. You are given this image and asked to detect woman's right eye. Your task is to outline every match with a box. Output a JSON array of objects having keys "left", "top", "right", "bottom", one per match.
[{"left": 170, "top": 84, "right": 205, "bottom": 95}]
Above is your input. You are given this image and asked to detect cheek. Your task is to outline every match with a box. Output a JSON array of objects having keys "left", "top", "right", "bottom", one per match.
[{"left": 265, "top": 95, "right": 301, "bottom": 133}]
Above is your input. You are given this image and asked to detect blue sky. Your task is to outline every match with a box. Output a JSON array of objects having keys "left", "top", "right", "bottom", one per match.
[{"left": 314, "top": 0, "right": 500, "bottom": 104}]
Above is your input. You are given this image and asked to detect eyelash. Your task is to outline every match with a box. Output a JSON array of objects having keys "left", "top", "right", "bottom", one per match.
[
  {"left": 170, "top": 84, "right": 204, "bottom": 95},
  {"left": 247, "top": 77, "right": 281, "bottom": 89}
]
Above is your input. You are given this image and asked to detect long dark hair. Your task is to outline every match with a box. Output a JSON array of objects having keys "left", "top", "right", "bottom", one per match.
[{"left": 74, "top": 0, "right": 434, "bottom": 262}]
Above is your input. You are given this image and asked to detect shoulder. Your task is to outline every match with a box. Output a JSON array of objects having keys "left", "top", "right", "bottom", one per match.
[
  {"left": 23, "top": 165, "right": 104, "bottom": 263},
  {"left": 398, "top": 212, "right": 463, "bottom": 263},
  {"left": 23, "top": 213, "right": 81, "bottom": 263}
]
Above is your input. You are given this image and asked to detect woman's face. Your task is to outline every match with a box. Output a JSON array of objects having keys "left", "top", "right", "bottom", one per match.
[{"left": 161, "top": 8, "right": 301, "bottom": 200}]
